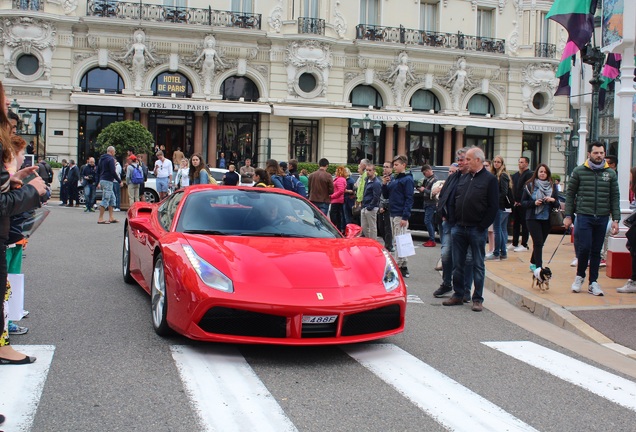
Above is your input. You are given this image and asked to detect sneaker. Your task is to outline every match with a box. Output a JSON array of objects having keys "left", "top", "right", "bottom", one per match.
[
  {"left": 485, "top": 253, "right": 499, "bottom": 261},
  {"left": 434, "top": 259, "right": 443, "bottom": 271},
  {"left": 617, "top": 280, "right": 636, "bottom": 293},
  {"left": 433, "top": 284, "right": 452, "bottom": 297},
  {"left": 599, "top": 259, "right": 606, "bottom": 268},
  {"left": 500, "top": 255, "right": 508, "bottom": 260},
  {"left": 8, "top": 322, "right": 28, "bottom": 335},
  {"left": 422, "top": 240, "right": 436, "bottom": 247},
  {"left": 529, "top": 264, "right": 537, "bottom": 272},
  {"left": 570, "top": 258, "right": 578, "bottom": 267},
  {"left": 89, "top": 208, "right": 95, "bottom": 212},
  {"left": 588, "top": 282, "right": 604, "bottom": 296},
  {"left": 22, "top": 310, "right": 29, "bottom": 319},
  {"left": 514, "top": 245, "right": 528, "bottom": 252},
  {"left": 571, "top": 275, "right": 584, "bottom": 293},
  {"left": 400, "top": 267, "right": 410, "bottom": 278},
  {"left": 114, "top": 208, "right": 121, "bottom": 212},
  {"left": 507, "top": 244, "right": 516, "bottom": 250}
]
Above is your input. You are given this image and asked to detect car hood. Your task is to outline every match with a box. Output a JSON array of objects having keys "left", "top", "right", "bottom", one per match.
[{"left": 184, "top": 235, "right": 390, "bottom": 291}]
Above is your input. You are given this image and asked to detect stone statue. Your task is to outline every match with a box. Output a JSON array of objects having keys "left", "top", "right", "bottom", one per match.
[
  {"left": 388, "top": 52, "right": 415, "bottom": 107},
  {"left": 448, "top": 57, "right": 472, "bottom": 111},
  {"left": 123, "top": 30, "right": 155, "bottom": 92},
  {"left": 194, "top": 36, "right": 225, "bottom": 96}
]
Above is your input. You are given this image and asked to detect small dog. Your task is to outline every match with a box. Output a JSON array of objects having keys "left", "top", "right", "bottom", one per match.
[{"left": 531, "top": 267, "right": 552, "bottom": 293}]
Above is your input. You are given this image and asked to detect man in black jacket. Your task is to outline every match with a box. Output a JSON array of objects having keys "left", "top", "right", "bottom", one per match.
[
  {"left": 65, "top": 160, "right": 80, "bottom": 207},
  {"left": 442, "top": 147, "right": 498, "bottom": 312},
  {"left": 511, "top": 157, "right": 533, "bottom": 251}
]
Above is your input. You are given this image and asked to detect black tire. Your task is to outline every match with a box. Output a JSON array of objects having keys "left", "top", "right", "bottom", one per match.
[
  {"left": 151, "top": 253, "right": 172, "bottom": 336},
  {"left": 122, "top": 225, "right": 135, "bottom": 284},
  {"left": 144, "top": 189, "right": 159, "bottom": 203}
]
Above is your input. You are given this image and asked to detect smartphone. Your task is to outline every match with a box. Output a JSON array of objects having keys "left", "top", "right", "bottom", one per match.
[{"left": 23, "top": 173, "right": 37, "bottom": 184}]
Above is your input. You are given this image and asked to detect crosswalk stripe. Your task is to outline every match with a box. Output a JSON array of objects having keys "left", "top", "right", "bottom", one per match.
[
  {"left": 407, "top": 294, "right": 423, "bottom": 303},
  {"left": 342, "top": 344, "right": 538, "bottom": 432},
  {"left": 483, "top": 341, "right": 636, "bottom": 411},
  {"left": 0, "top": 345, "right": 55, "bottom": 432},
  {"left": 170, "top": 345, "right": 298, "bottom": 432}
]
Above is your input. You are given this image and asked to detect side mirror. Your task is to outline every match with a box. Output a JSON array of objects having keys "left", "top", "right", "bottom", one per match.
[{"left": 344, "top": 223, "right": 363, "bottom": 238}]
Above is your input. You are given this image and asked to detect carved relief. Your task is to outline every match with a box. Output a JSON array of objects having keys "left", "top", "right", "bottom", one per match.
[
  {"left": 333, "top": 1, "right": 347, "bottom": 39},
  {"left": 47, "top": 0, "right": 78, "bottom": 15},
  {"left": 284, "top": 40, "right": 332, "bottom": 98},
  {"left": 379, "top": 52, "right": 416, "bottom": 108},
  {"left": 438, "top": 57, "right": 476, "bottom": 111},
  {"left": 521, "top": 63, "right": 556, "bottom": 115},
  {"left": 118, "top": 30, "right": 160, "bottom": 93},
  {"left": 0, "top": 17, "right": 56, "bottom": 81},
  {"left": 269, "top": 0, "right": 284, "bottom": 33},
  {"left": 507, "top": 20, "right": 520, "bottom": 56}
]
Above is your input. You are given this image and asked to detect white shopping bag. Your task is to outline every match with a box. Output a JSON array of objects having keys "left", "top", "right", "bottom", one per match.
[
  {"left": 7, "top": 273, "right": 24, "bottom": 321},
  {"left": 395, "top": 233, "right": 416, "bottom": 258}
]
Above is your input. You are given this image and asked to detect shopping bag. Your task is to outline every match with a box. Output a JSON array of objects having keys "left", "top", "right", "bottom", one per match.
[
  {"left": 395, "top": 233, "right": 416, "bottom": 258},
  {"left": 7, "top": 273, "right": 24, "bottom": 321}
]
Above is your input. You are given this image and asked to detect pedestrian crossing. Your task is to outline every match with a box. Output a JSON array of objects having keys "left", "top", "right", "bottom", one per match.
[{"left": 2, "top": 342, "right": 634, "bottom": 431}]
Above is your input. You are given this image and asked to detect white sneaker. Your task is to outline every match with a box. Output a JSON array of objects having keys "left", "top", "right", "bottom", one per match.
[
  {"left": 513, "top": 245, "right": 528, "bottom": 252},
  {"left": 114, "top": 208, "right": 121, "bottom": 212},
  {"left": 570, "top": 258, "right": 578, "bottom": 267},
  {"left": 571, "top": 275, "right": 584, "bottom": 293},
  {"left": 588, "top": 282, "right": 604, "bottom": 296},
  {"left": 617, "top": 280, "right": 636, "bottom": 293},
  {"left": 507, "top": 244, "right": 515, "bottom": 250},
  {"left": 485, "top": 253, "right": 495, "bottom": 260}
]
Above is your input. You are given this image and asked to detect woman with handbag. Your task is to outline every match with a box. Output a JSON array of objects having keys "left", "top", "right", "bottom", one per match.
[{"left": 521, "top": 163, "right": 559, "bottom": 272}]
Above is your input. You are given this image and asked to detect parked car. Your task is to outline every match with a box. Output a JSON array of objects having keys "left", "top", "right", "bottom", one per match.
[{"left": 123, "top": 185, "right": 406, "bottom": 344}]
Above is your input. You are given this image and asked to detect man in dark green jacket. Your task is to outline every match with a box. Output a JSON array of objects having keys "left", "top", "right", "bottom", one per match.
[{"left": 564, "top": 142, "right": 621, "bottom": 296}]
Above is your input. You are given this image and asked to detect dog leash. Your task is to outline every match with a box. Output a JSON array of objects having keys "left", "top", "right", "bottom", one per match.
[{"left": 547, "top": 227, "right": 571, "bottom": 265}]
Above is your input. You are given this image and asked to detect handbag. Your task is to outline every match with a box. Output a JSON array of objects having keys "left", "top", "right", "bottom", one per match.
[
  {"left": 549, "top": 209, "right": 564, "bottom": 227},
  {"left": 624, "top": 210, "right": 636, "bottom": 228},
  {"left": 395, "top": 233, "right": 416, "bottom": 258}
]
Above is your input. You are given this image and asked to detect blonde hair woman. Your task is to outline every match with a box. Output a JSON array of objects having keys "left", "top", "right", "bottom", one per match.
[{"left": 488, "top": 155, "right": 512, "bottom": 260}]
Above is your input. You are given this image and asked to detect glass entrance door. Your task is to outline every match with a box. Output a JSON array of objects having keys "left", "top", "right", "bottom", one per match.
[{"left": 156, "top": 124, "right": 185, "bottom": 162}]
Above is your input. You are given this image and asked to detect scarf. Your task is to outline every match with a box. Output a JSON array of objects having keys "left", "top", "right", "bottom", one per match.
[
  {"left": 534, "top": 179, "right": 553, "bottom": 215},
  {"left": 588, "top": 158, "right": 605, "bottom": 170}
]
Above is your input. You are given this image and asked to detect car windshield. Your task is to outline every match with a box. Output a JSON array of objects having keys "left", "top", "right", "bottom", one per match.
[{"left": 176, "top": 189, "right": 341, "bottom": 238}]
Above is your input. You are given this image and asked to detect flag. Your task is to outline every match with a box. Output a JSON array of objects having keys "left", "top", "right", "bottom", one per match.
[
  {"left": 599, "top": 53, "right": 621, "bottom": 109},
  {"left": 547, "top": 0, "right": 599, "bottom": 95}
]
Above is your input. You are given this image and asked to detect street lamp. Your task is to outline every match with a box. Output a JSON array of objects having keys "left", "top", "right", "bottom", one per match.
[
  {"left": 22, "top": 109, "right": 32, "bottom": 134},
  {"left": 351, "top": 114, "right": 382, "bottom": 162},
  {"left": 554, "top": 126, "right": 571, "bottom": 154}
]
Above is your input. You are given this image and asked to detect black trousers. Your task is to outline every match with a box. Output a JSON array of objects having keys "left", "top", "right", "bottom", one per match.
[
  {"left": 378, "top": 209, "right": 393, "bottom": 249},
  {"left": 60, "top": 182, "right": 69, "bottom": 204},
  {"left": 68, "top": 183, "right": 78, "bottom": 206},
  {"left": 512, "top": 205, "right": 529, "bottom": 247},
  {"left": 526, "top": 218, "right": 551, "bottom": 268}
]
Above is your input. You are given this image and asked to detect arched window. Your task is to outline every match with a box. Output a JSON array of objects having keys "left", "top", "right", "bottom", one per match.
[
  {"left": 152, "top": 72, "right": 193, "bottom": 98},
  {"left": 467, "top": 94, "right": 495, "bottom": 116},
  {"left": 221, "top": 77, "right": 259, "bottom": 101},
  {"left": 80, "top": 68, "right": 124, "bottom": 94},
  {"left": 350, "top": 85, "right": 383, "bottom": 108},
  {"left": 410, "top": 89, "right": 440, "bottom": 112}
]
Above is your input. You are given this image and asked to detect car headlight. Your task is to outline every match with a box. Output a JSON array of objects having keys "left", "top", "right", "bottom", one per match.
[
  {"left": 382, "top": 250, "right": 400, "bottom": 292},
  {"left": 182, "top": 245, "right": 234, "bottom": 293}
]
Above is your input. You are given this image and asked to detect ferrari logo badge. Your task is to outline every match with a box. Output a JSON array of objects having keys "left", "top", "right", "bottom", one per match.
[{"left": 317, "top": 293, "right": 324, "bottom": 300}]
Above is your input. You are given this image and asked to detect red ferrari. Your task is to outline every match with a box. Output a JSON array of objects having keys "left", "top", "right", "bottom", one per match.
[{"left": 122, "top": 185, "right": 407, "bottom": 345}]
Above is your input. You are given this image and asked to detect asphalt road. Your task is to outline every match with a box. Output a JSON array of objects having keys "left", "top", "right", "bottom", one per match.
[{"left": 5, "top": 206, "right": 636, "bottom": 431}]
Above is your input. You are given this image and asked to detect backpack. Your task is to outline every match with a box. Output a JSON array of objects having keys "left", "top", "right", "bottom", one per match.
[
  {"left": 282, "top": 173, "right": 307, "bottom": 198},
  {"left": 130, "top": 165, "right": 145, "bottom": 184}
]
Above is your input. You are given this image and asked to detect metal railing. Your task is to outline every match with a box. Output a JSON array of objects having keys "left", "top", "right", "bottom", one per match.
[
  {"left": 355, "top": 24, "right": 506, "bottom": 54},
  {"left": 534, "top": 42, "right": 556, "bottom": 59},
  {"left": 12, "top": 0, "right": 44, "bottom": 11},
  {"left": 86, "top": 0, "right": 261, "bottom": 29},
  {"left": 298, "top": 17, "right": 325, "bottom": 35}
]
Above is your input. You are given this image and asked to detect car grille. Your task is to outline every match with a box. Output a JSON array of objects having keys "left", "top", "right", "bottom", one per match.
[
  {"left": 198, "top": 307, "right": 286, "bottom": 338},
  {"left": 341, "top": 305, "right": 401, "bottom": 336},
  {"left": 301, "top": 321, "right": 337, "bottom": 338}
]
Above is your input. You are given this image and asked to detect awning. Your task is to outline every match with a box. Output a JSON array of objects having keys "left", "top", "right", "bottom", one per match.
[
  {"left": 70, "top": 93, "right": 272, "bottom": 113},
  {"left": 272, "top": 105, "right": 570, "bottom": 132}
]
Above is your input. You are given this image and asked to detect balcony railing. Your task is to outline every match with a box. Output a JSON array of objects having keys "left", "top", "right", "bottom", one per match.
[
  {"left": 298, "top": 17, "right": 325, "bottom": 35},
  {"left": 86, "top": 0, "right": 261, "bottom": 29},
  {"left": 534, "top": 42, "right": 556, "bottom": 59},
  {"left": 12, "top": 0, "right": 44, "bottom": 11},
  {"left": 355, "top": 24, "right": 506, "bottom": 54}
]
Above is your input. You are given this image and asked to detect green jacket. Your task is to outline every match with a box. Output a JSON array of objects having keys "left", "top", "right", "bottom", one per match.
[{"left": 565, "top": 160, "right": 621, "bottom": 221}]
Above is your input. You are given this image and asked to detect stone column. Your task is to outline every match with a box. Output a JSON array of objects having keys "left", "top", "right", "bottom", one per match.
[
  {"left": 454, "top": 126, "right": 465, "bottom": 154},
  {"left": 384, "top": 122, "right": 395, "bottom": 162},
  {"left": 207, "top": 114, "right": 218, "bottom": 167},
  {"left": 443, "top": 125, "right": 454, "bottom": 165},
  {"left": 139, "top": 109, "right": 149, "bottom": 128},
  {"left": 193, "top": 112, "right": 204, "bottom": 157},
  {"left": 124, "top": 108, "right": 134, "bottom": 121},
  {"left": 396, "top": 122, "right": 409, "bottom": 156}
]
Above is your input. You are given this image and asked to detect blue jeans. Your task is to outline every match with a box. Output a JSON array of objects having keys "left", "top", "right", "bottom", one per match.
[
  {"left": 441, "top": 221, "right": 474, "bottom": 293},
  {"left": 312, "top": 202, "right": 329, "bottom": 216},
  {"left": 424, "top": 204, "right": 436, "bottom": 242},
  {"left": 84, "top": 183, "right": 95, "bottom": 210},
  {"left": 113, "top": 181, "right": 121, "bottom": 209},
  {"left": 493, "top": 210, "right": 510, "bottom": 257},
  {"left": 451, "top": 225, "right": 486, "bottom": 302},
  {"left": 574, "top": 214, "right": 609, "bottom": 284}
]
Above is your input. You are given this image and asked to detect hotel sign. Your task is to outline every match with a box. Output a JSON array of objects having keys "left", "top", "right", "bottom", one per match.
[{"left": 156, "top": 73, "right": 187, "bottom": 96}]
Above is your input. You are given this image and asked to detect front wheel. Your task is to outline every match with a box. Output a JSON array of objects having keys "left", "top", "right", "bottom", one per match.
[
  {"left": 122, "top": 226, "right": 134, "bottom": 284},
  {"left": 151, "top": 254, "right": 171, "bottom": 336},
  {"left": 144, "top": 189, "right": 159, "bottom": 203}
]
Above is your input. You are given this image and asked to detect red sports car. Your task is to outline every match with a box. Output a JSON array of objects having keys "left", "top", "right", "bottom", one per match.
[{"left": 122, "top": 185, "right": 407, "bottom": 345}]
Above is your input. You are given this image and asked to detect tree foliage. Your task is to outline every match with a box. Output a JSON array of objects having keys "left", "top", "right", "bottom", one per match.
[{"left": 96, "top": 120, "right": 154, "bottom": 156}]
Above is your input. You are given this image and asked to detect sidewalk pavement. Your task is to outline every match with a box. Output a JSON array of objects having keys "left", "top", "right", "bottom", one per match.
[{"left": 484, "top": 233, "right": 636, "bottom": 359}]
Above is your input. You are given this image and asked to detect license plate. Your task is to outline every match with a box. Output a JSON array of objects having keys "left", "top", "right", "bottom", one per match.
[{"left": 302, "top": 315, "right": 337, "bottom": 324}]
